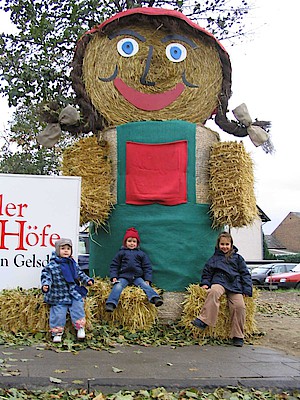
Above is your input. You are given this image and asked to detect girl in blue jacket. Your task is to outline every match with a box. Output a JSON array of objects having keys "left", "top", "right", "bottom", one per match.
[
  {"left": 192, "top": 232, "right": 252, "bottom": 347},
  {"left": 41, "top": 238, "right": 94, "bottom": 343},
  {"left": 105, "top": 227, "right": 163, "bottom": 312}
]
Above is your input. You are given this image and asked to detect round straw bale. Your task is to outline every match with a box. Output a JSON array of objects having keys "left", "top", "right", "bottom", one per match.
[{"left": 82, "top": 23, "right": 222, "bottom": 125}]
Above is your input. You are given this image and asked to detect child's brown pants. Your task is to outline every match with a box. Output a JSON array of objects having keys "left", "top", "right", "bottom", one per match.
[{"left": 198, "top": 284, "right": 246, "bottom": 339}]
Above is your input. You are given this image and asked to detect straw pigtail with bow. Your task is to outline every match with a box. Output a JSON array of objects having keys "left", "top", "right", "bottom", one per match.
[
  {"left": 37, "top": 105, "right": 80, "bottom": 148},
  {"left": 232, "top": 103, "right": 274, "bottom": 154}
]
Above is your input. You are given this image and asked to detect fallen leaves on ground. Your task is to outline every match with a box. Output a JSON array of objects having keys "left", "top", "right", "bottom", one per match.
[
  {"left": 0, "top": 386, "right": 298, "bottom": 400},
  {"left": 256, "top": 298, "right": 300, "bottom": 317},
  {"left": 0, "top": 321, "right": 220, "bottom": 353},
  {"left": 0, "top": 290, "right": 299, "bottom": 355}
]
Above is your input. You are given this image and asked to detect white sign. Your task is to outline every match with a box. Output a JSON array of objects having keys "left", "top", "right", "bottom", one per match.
[{"left": 0, "top": 174, "right": 81, "bottom": 290}]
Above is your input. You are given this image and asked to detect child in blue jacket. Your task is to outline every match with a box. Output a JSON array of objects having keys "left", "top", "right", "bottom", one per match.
[
  {"left": 41, "top": 238, "right": 94, "bottom": 343},
  {"left": 192, "top": 231, "right": 252, "bottom": 347},
  {"left": 105, "top": 227, "right": 163, "bottom": 312}
]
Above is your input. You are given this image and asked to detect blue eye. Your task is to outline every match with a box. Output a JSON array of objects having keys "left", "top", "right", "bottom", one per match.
[
  {"left": 117, "top": 38, "right": 139, "bottom": 57},
  {"left": 166, "top": 43, "right": 187, "bottom": 63}
]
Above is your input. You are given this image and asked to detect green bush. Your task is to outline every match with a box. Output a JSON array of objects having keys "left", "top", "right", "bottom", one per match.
[
  {"left": 263, "top": 237, "right": 277, "bottom": 260},
  {"left": 276, "top": 254, "right": 300, "bottom": 263}
]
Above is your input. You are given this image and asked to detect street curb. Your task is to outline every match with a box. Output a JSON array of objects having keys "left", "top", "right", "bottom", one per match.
[{"left": 0, "top": 377, "right": 299, "bottom": 392}]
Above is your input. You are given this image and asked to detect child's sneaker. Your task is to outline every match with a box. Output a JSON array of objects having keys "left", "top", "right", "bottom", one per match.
[
  {"left": 153, "top": 297, "right": 163, "bottom": 307},
  {"left": 52, "top": 334, "right": 62, "bottom": 343},
  {"left": 191, "top": 318, "right": 207, "bottom": 330},
  {"left": 77, "top": 328, "right": 85, "bottom": 339},
  {"left": 232, "top": 337, "right": 244, "bottom": 347}
]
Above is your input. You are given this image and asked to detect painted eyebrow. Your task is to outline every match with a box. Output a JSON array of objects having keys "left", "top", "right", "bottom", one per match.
[
  {"left": 161, "top": 34, "right": 197, "bottom": 48},
  {"left": 108, "top": 29, "right": 146, "bottom": 42}
]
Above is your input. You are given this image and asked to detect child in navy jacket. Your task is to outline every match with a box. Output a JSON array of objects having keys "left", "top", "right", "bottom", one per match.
[
  {"left": 105, "top": 227, "right": 163, "bottom": 312},
  {"left": 192, "top": 231, "right": 252, "bottom": 347}
]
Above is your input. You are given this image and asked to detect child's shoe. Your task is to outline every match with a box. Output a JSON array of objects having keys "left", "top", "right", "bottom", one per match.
[
  {"left": 232, "top": 337, "right": 244, "bottom": 347},
  {"left": 153, "top": 297, "right": 163, "bottom": 307},
  {"left": 77, "top": 328, "right": 85, "bottom": 339},
  {"left": 191, "top": 318, "right": 207, "bottom": 330},
  {"left": 52, "top": 334, "right": 62, "bottom": 343},
  {"left": 105, "top": 302, "right": 115, "bottom": 312}
]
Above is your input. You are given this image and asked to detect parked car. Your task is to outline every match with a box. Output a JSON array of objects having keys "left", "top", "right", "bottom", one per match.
[
  {"left": 251, "top": 263, "right": 297, "bottom": 286},
  {"left": 78, "top": 232, "right": 90, "bottom": 275},
  {"left": 265, "top": 263, "right": 300, "bottom": 289}
]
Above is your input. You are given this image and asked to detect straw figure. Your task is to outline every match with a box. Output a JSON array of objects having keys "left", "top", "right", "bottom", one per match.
[{"left": 38, "top": 8, "right": 271, "bottom": 293}]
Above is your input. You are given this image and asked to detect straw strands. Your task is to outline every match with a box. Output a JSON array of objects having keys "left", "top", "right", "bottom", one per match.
[
  {"left": 61, "top": 136, "right": 113, "bottom": 227},
  {"left": 208, "top": 141, "right": 258, "bottom": 228},
  {"left": 195, "top": 125, "right": 220, "bottom": 204},
  {"left": 0, "top": 279, "right": 159, "bottom": 334},
  {"left": 0, "top": 288, "right": 96, "bottom": 334},
  {"left": 0, "top": 289, "right": 49, "bottom": 333},
  {"left": 180, "top": 284, "right": 258, "bottom": 339},
  {"left": 90, "top": 279, "right": 159, "bottom": 332},
  {"left": 0, "top": 282, "right": 258, "bottom": 338},
  {"left": 82, "top": 24, "right": 222, "bottom": 125}
]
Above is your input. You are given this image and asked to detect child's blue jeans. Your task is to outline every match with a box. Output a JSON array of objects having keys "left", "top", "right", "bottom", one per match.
[
  {"left": 106, "top": 277, "right": 160, "bottom": 306},
  {"left": 49, "top": 299, "right": 86, "bottom": 335}
]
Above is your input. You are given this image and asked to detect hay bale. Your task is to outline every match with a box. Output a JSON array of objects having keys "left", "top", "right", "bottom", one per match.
[
  {"left": 101, "top": 128, "right": 117, "bottom": 204},
  {"left": 0, "top": 289, "right": 49, "bottom": 333},
  {"left": 195, "top": 125, "right": 220, "bottom": 204},
  {"left": 208, "top": 141, "right": 258, "bottom": 228},
  {"left": 0, "top": 288, "right": 95, "bottom": 334},
  {"left": 0, "top": 283, "right": 258, "bottom": 337},
  {"left": 180, "top": 284, "right": 258, "bottom": 339},
  {"left": 90, "top": 279, "right": 158, "bottom": 332},
  {"left": 61, "top": 136, "right": 113, "bottom": 227},
  {"left": 0, "top": 280, "right": 159, "bottom": 335}
]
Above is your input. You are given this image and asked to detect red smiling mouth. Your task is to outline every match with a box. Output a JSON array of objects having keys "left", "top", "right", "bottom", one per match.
[{"left": 114, "top": 77, "right": 185, "bottom": 111}]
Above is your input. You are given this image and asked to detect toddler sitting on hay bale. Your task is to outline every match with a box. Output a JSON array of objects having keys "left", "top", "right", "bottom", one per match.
[{"left": 105, "top": 227, "right": 164, "bottom": 313}]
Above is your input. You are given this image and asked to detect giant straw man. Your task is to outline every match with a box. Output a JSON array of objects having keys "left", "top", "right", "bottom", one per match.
[{"left": 38, "top": 8, "right": 271, "bottom": 291}]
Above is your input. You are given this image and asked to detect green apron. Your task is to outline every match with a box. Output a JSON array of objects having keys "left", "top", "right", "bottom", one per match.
[{"left": 90, "top": 120, "right": 219, "bottom": 291}]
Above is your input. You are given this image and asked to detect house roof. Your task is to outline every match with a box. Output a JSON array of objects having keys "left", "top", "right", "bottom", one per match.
[
  {"left": 257, "top": 206, "right": 271, "bottom": 222},
  {"left": 265, "top": 234, "right": 286, "bottom": 249},
  {"left": 290, "top": 212, "right": 300, "bottom": 218},
  {"left": 270, "top": 211, "right": 300, "bottom": 235}
]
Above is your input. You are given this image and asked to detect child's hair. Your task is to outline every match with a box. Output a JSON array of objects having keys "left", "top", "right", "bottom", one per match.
[{"left": 216, "top": 231, "right": 234, "bottom": 258}]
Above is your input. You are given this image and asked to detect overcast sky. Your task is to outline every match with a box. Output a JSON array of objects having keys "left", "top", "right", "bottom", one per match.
[
  {"left": 1, "top": 0, "right": 299, "bottom": 235},
  {"left": 223, "top": 0, "right": 300, "bottom": 234}
]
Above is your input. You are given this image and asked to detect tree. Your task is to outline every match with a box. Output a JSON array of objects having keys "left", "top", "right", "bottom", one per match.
[
  {"left": 0, "top": 0, "right": 250, "bottom": 174},
  {"left": 0, "top": 143, "right": 62, "bottom": 175},
  {"left": 0, "top": 104, "right": 74, "bottom": 175}
]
